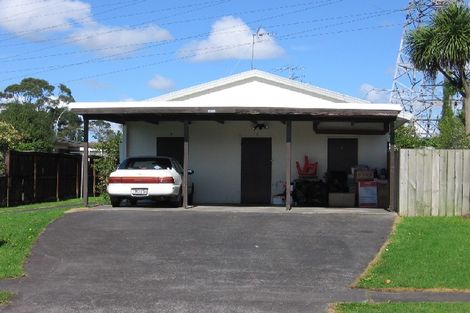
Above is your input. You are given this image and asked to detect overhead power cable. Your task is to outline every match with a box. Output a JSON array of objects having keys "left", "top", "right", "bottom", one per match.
[
  {"left": 0, "top": 18, "right": 401, "bottom": 83},
  {"left": 0, "top": 8, "right": 401, "bottom": 64}
]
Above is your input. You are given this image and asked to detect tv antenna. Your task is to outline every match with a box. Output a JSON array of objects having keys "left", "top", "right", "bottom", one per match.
[{"left": 251, "top": 26, "right": 272, "bottom": 70}]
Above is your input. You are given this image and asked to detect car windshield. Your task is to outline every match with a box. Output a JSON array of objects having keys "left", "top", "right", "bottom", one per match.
[{"left": 118, "top": 158, "right": 172, "bottom": 170}]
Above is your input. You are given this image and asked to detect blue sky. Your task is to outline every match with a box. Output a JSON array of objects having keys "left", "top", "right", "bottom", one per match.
[{"left": 0, "top": 0, "right": 409, "bottom": 103}]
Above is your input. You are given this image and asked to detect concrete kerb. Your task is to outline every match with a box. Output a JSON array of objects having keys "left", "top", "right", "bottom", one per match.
[{"left": 88, "top": 205, "right": 397, "bottom": 215}]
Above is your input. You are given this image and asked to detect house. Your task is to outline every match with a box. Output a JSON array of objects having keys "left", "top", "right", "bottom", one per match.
[{"left": 70, "top": 70, "right": 408, "bottom": 209}]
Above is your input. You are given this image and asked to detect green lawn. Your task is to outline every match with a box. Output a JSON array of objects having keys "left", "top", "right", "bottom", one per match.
[
  {"left": 336, "top": 302, "right": 470, "bottom": 313},
  {"left": 0, "top": 291, "right": 12, "bottom": 306},
  {"left": 0, "top": 196, "right": 107, "bottom": 213},
  {"left": 357, "top": 217, "right": 470, "bottom": 290},
  {"left": 0, "top": 197, "right": 105, "bottom": 278}
]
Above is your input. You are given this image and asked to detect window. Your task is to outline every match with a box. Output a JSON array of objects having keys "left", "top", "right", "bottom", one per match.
[{"left": 119, "top": 158, "right": 172, "bottom": 170}]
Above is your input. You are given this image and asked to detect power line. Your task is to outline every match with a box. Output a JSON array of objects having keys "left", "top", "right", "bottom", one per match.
[
  {"left": 0, "top": 0, "right": 347, "bottom": 64},
  {"left": 0, "top": 8, "right": 401, "bottom": 64},
  {"left": 0, "top": 7, "right": 401, "bottom": 79},
  {"left": 0, "top": 0, "right": 227, "bottom": 42},
  {"left": 0, "top": 21, "right": 400, "bottom": 84}
]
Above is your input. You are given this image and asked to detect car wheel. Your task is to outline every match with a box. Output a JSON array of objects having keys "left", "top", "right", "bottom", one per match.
[
  {"left": 170, "top": 190, "right": 183, "bottom": 207},
  {"left": 110, "top": 196, "right": 121, "bottom": 208},
  {"left": 188, "top": 184, "right": 194, "bottom": 205}
]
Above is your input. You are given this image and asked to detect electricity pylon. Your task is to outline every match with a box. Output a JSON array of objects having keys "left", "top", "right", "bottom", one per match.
[{"left": 390, "top": 0, "right": 463, "bottom": 136}]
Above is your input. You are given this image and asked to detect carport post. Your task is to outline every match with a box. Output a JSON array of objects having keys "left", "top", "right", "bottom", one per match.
[
  {"left": 183, "top": 120, "right": 189, "bottom": 209},
  {"left": 389, "top": 120, "right": 396, "bottom": 212},
  {"left": 286, "top": 120, "right": 292, "bottom": 211},
  {"left": 82, "top": 116, "right": 89, "bottom": 207}
]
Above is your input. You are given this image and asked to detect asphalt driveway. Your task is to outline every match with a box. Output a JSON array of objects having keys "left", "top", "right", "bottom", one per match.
[{"left": 0, "top": 208, "right": 395, "bottom": 313}]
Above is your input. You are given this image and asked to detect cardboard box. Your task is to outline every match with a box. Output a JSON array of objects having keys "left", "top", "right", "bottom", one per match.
[
  {"left": 329, "top": 193, "right": 355, "bottom": 207},
  {"left": 355, "top": 170, "right": 374, "bottom": 181}
]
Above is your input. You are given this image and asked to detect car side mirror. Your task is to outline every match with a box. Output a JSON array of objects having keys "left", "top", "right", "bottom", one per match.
[{"left": 188, "top": 169, "right": 194, "bottom": 175}]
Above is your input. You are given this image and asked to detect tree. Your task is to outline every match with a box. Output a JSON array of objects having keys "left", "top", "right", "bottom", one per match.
[
  {"left": 433, "top": 80, "right": 470, "bottom": 148},
  {"left": 93, "top": 132, "right": 122, "bottom": 199},
  {"left": 395, "top": 124, "right": 425, "bottom": 148},
  {"left": 406, "top": 3, "right": 470, "bottom": 133},
  {"left": 0, "top": 122, "right": 22, "bottom": 175},
  {"left": 0, "top": 103, "right": 55, "bottom": 151},
  {"left": 0, "top": 78, "right": 82, "bottom": 144},
  {"left": 0, "top": 78, "right": 74, "bottom": 111},
  {"left": 90, "top": 120, "right": 115, "bottom": 142}
]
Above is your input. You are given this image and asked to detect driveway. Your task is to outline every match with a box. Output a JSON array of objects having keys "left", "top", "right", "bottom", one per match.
[{"left": 0, "top": 207, "right": 395, "bottom": 313}]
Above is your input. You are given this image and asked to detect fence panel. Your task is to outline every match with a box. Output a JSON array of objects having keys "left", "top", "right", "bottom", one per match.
[
  {"left": 0, "top": 150, "right": 98, "bottom": 207},
  {"left": 0, "top": 176, "right": 6, "bottom": 206},
  {"left": 398, "top": 149, "right": 470, "bottom": 216},
  {"left": 35, "top": 153, "right": 58, "bottom": 203}
]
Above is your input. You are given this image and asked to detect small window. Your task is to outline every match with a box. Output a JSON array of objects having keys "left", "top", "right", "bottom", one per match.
[{"left": 119, "top": 158, "right": 172, "bottom": 170}]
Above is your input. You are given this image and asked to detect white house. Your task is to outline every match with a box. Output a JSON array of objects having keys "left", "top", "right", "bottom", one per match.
[{"left": 71, "top": 70, "right": 408, "bottom": 209}]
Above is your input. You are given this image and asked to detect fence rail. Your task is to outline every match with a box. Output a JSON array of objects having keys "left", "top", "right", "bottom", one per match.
[{"left": 398, "top": 149, "right": 470, "bottom": 216}]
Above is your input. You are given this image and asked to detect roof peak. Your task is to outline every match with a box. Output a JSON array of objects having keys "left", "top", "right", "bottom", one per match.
[{"left": 147, "top": 69, "right": 369, "bottom": 104}]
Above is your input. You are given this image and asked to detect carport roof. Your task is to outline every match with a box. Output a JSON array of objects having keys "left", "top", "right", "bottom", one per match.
[{"left": 70, "top": 70, "right": 407, "bottom": 123}]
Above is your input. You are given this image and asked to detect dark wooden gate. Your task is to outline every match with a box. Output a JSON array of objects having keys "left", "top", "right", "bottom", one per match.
[{"left": 241, "top": 138, "right": 272, "bottom": 204}]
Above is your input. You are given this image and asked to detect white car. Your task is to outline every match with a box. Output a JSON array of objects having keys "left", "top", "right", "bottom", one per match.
[{"left": 107, "top": 156, "right": 194, "bottom": 207}]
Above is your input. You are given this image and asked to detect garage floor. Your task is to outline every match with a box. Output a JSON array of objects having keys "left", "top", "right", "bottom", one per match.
[{"left": 0, "top": 207, "right": 395, "bottom": 313}]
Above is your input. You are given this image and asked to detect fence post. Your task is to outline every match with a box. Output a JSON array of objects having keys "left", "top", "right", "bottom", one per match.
[
  {"left": 56, "top": 154, "right": 60, "bottom": 201},
  {"left": 76, "top": 157, "right": 80, "bottom": 198},
  {"left": 5, "top": 150, "right": 11, "bottom": 207},
  {"left": 33, "top": 154, "right": 37, "bottom": 202}
]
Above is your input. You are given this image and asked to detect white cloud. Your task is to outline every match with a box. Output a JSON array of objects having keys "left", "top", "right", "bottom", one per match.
[
  {"left": 360, "top": 83, "right": 390, "bottom": 103},
  {"left": 68, "top": 24, "right": 172, "bottom": 57},
  {"left": 148, "top": 75, "right": 175, "bottom": 91},
  {"left": 179, "top": 16, "right": 283, "bottom": 62},
  {"left": 0, "top": 0, "right": 172, "bottom": 55},
  {"left": 0, "top": 0, "right": 92, "bottom": 38}
]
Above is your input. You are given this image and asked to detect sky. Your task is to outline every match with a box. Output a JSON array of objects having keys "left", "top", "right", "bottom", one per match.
[{"left": 0, "top": 0, "right": 410, "bottom": 103}]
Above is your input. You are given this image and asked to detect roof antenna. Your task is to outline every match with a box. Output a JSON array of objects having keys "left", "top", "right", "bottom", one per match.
[{"left": 251, "top": 26, "right": 272, "bottom": 70}]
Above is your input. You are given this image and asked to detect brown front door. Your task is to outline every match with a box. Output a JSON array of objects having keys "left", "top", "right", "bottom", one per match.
[
  {"left": 156, "top": 137, "right": 184, "bottom": 165},
  {"left": 241, "top": 138, "right": 272, "bottom": 204},
  {"left": 327, "top": 138, "right": 358, "bottom": 172}
]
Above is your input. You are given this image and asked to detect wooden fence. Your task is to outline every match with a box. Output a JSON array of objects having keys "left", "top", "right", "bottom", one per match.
[
  {"left": 398, "top": 149, "right": 470, "bottom": 216},
  {"left": 0, "top": 151, "right": 100, "bottom": 207}
]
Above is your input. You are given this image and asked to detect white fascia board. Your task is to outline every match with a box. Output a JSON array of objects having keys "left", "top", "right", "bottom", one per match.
[{"left": 70, "top": 101, "right": 401, "bottom": 112}]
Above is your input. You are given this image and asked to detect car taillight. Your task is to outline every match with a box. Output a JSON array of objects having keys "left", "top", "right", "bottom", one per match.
[
  {"left": 159, "top": 176, "right": 175, "bottom": 183},
  {"left": 108, "top": 177, "right": 174, "bottom": 184},
  {"left": 109, "top": 177, "right": 122, "bottom": 184}
]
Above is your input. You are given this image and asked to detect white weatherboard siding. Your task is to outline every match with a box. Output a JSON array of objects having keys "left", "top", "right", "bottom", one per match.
[{"left": 125, "top": 121, "right": 388, "bottom": 204}]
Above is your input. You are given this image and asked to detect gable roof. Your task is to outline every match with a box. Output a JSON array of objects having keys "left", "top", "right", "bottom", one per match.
[{"left": 148, "top": 69, "right": 369, "bottom": 104}]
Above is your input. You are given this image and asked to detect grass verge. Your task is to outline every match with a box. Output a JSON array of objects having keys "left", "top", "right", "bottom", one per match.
[
  {"left": 0, "top": 196, "right": 107, "bottom": 213},
  {"left": 335, "top": 302, "right": 470, "bottom": 313},
  {"left": 356, "top": 217, "right": 470, "bottom": 291},
  {"left": 0, "top": 291, "right": 12, "bottom": 306},
  {"left": 0, "top": 197, "right": 105, "bottom": 279}
]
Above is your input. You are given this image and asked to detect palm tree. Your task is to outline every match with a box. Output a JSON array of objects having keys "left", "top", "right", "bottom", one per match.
[{"left": 406, "top": 2, "right": 470, "bottom": 133}]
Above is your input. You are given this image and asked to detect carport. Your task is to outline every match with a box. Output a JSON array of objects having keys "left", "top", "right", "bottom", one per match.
[{"left": 71, "top": 70, "right": 406, "bottom": 210}]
